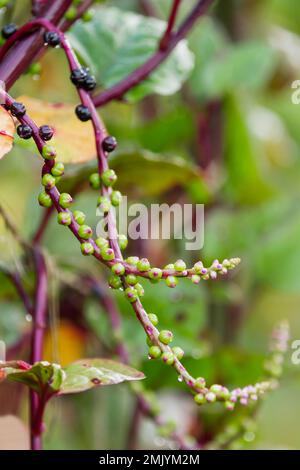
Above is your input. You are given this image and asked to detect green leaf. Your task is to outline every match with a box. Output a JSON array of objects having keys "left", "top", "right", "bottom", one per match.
[
  {"left": 68, "top": 7, "right": 194, "bottom": 102},
  {"left": 60, "top": 359, "right": 145, "bottom": 394}
]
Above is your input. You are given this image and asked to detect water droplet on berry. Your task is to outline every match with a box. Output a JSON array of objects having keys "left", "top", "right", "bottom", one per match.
[
  {"left": 25, "top": 314, "right": 32, "bottom": 322},
  {"left": 178, "top": 376, "right": 183, "bottom": 382}
]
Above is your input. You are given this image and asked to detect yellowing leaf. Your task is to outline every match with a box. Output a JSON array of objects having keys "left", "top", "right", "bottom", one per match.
[
  {"left": 0, "top": 106, "right": 14, "bottom": 159},
  {"left": 17, "top": 96, "right": 97, "bottom": 164}
]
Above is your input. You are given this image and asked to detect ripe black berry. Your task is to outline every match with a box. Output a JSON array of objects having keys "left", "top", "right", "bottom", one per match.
[
  {"left": 10, "top": 102, "right": 26, "bottom": 117},
  {"left": 39, "top": 125, "right": 54, "bottom": 141},
  {"left": 2, "top": 23, "right": 17, "bottom": 39},
  {"left": 82, "top": 75, "right": 97, "bottom": 91},
  {"left": 70, "top": 68, "right": 87, "bottom": 87},
  {"left": 17, "top": 124, "right": 33, "bottom": 140},
  {"left": 75, "top": 105, "right": 91, "bottom": 122},
  {"left": 102, "top": 136, "right": 117, "bottom": 153},
  {"left": 44, "top": 31, "right": 61, "bottom": 47}
]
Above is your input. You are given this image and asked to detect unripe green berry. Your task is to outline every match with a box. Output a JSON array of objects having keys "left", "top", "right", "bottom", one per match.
[
  {"left": 195, "top": 377, "right": 206, "bottom": 389},
  {"left": 158, "top": 330, "right": 173, "bottom": 345},
  {"left": 59, "top": 192, "right": 73, "bottom": 208},
  {"left": 65, "top": 6, "right": 77, "bottom": 20},
  {"left": 101, "top": 247, "right": 115, "bottom": 261},
  {"left": 205, "top": 392, "right": 216, "bottom": 403},
  {"left": 97, "top": 196, "right": 111, "bottom": 214},
  {"left": 73, "top": 210, "right": 86, "bottom": 225},
  {"left": 149, "top": 346, "right": 161, "bottom": 359},
  {"left": 210, "top": 384, "right": 223, "bottom": 395},
  {"left": 193, "top": 261, "right": 204, "bottom": 274},
  {"left": 191, "top": 275, "right": 201, "bottom": 284},
  {"left": 109, "top": 275, "right": 122, "bottom": 289},
  {"left": 126, "top": 256, "right": 139, "bottom": 266},
  {"left": 111, "top": 190, "right": 122, "bottom": 207},
  {"left": 78, "top": 224, "right": 93, "bottom": 239},
  {"left": 95, "top": 237, "right": 109, "bottom": 249},
  {"left": 166, "top": 275, "right": 178, "bottom": 288},
  {"left": 225, "top": 400, "right": 235, "bottom": 411},
  {"left": 81, "top": 242, "right": 94, "bottom": 255},
  {"left": 101, "top": 169, "right": 117, "bottom": 187},
  {"left": 220, "top": 387, "right": 230, "bottom": 401},
  {"left": 125, "top": 274, "right": 137, "bottom": 286},
  {"left": 125, "top": 287, "right": 138, "bottom": 303},
  {"left": 164, "top": 263, "right": 174, "bottom": 270},
  {"left": 57, "top": 211, "right": 72, "bottom": 226},
  {"left": 148, "top": 313, "right": 158, "bottom": 326},
  {"left": 118, "top": 234, "right": 128, "bottom": 250},
  {"left": 172, "top": 346, "right": 184, "bottom": 360},
  {"left": 161, "top": 352, "right": 175, "bottom": 365},
  {"left": 38, "top": 191, "right": 52, "bottom": 207},
  {"left": 194, "top": 393, "right": 206, "bottom": 405},
  {"left": 137, "top": 258, "right": 150, "bottom": 272},
  {"left": 149, "top": 267, "right": 162, "bottom": 281},
  {"left": 135, "top": 283, "right": 144, "bottom": 297},
  {"left": 82, "top": 10, "right": 93, "bottom": 22},
  {"left": 111, "top": 263, "right": 125, "bottom": 276},
  {"left": 42, "top": 144, "right": 56, "bottom": 160},
  {"left": 51, "top": 162, "right": 64, "bottom": 177},
  {"left": 89, "top": 173, "right": 100, "bottom": 189},
  {"left": 42, "top": 173, "right": 55, "bottom": 190},
  {"left": 174, "top": 259, "right": 186, "bottom": 272}
]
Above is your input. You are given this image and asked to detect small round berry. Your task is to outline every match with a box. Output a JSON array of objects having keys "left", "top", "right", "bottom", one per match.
[
  {"left": 101, "top": 247, "right": 115, "bottom": 261},
  {"left": 220, "top": 387, "right": 230, "bottom": 401},
  {"left": 125, "top": 287, "right": 138, "bottom": 303},
  {"left": 51, "top": 162, "right": 64, "bottom": 177},
  {"left": 42, "top": 173, "right": 56, "bottom": 190},
  {"left": 149, "top": 346, "right": 161, "bottom": 359},
  {"left": 210, "top": 384, "right": 223, "bottom": 396},
  {"left": 194, "top": 393, "right": 206, "bottom": 405},
  {"left": 27, "top": 62, "right": 41, "bottom": 76},
  {"left": 193, "top": 261, "right": 204, "bottom": 274},
  {"left": 102, "top": 136, "right": 117, "bottom": 153},
  {"left": 118, "top": 234, "right": 128, "bottom": 250},
  {"left": 81, "top": 242, "right": 94, "bottom": 256},
  {"left": 57, "top": 211, "right": 72, "bottom": 226},
  {"left": 78, "top": 224, "right": 93, "bottom": 239},
  {"left": 161, "top": 352, "right": 175, "bottom": 365},
  {"left": 2, "top": 23, "right": 17, "bottom": 39},
  {"left": 195, "top": 377, "right": 206, "bottom": 389},
  {"left": 109, "top": 275, "right": 122, "bottom": 289},
  {"left": 191, "top": 275, "right": 201, "bottom": 284},
  {"left": 82, "top": 75, "right": 97, "bottom": 91},
  {"left": 149, "top": 268, "right": 162, "bottom": 281},
  {"left": 70, "top": 68, "right": 87, "bottom": 86},
  {"left": 64, "top": 6, "right": 77, "bottom": 21},
  {"left": 101, "top": 169, "right": 117, "bottom": 187},
  {"left": 172, "top": 346, "right": 184, "bottom": 360},
  {"left": 158, "top": 330, "right": 173, "bottom": 345},
  {"left": 111, "top": 263, "right": 125, "bottom": 276},
  {"left": 75, "top": 104, "right": 91, "bottom": 121},
  {"left": 164, "top": 263, "right": 174, "bottom": 270},
  {"left": 225, "top": 400, "right": 235, "bottom": 411},
  {"left": 82, "top": 10, "right": 93, "bottom": 22},
  {"left": 97, "top": 196, "right": 111, "bottom": 214},
  {"left": 205, "top": 392, "right": 216, "bottom": 403},
  {"left": 95, "top": 237, "right": 109, "bottom": 249},
  {"left": 166, "top": 276, "right": 178, "bottom": 288},
  {"left": 126, "top": 256, "right": 139, "bottom": 266},
  {"left": 89, "top": 173, "right": 100, "bottom": 189},
  {"left": 38, "top": 191, "right": 52, "bottom": 208},
  {"left": 10, "top": 101, "right": 26, "bottom": 117},
  {"left": 73, "top": 210, "right": 86, "bottom": 225},
  {"left": 148, "top": 313, "right": 158, "bottom": 326},
  {"left": 42, "top": 144, "right": 57, "bottom": 160},
  {"left": 111, "top": 190, "right": 122, "bottom": 207},
  {"left": 39, "top": 125, "right": 54, "bottom": 141},
  {"left": 59, "top": 193, "right": 73, "bottom": 208},
  {"left": 125, "top": 274, "right": 137, "bottom": 286},
  {"left": 135, "top": 283, "right": 145, "bottom": 297},
  {"left": 17, "top": 124, "right": 32, "bottom": 139},
  {"left": 137, "top": 258, "right": 150, "bottom": 272},
  {"left": 174, "top": 259, "right": 186, "bottom": 272},
  {"left": 44, "top": 31, "right": 61, "bottom": 47}
]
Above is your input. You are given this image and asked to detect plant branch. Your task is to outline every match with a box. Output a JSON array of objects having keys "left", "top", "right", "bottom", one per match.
[
  {"left": 92, "top": 0, "right": 215, "bottom": 107},
  {"left": 159, "top": 0, "right": 182, "bottom": 50}
]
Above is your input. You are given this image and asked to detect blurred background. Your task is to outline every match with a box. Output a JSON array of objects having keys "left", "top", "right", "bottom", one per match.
[{"left": 0, "top": 0, "right": 300, "bottom": 449}]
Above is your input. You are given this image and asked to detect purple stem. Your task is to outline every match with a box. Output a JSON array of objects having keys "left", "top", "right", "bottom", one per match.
[
  {"left": 92, "top": 0, "right": 215, "bottom": 107},
  {"left": 159, "top": 0, "right": 182, "bottom": 50}
]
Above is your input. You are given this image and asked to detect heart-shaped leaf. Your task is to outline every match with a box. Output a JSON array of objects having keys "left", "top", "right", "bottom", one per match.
[
  {"left": 15, "top": 96, "right": 96, "bottom": 164},
  {"left": 0, "top": 106, "right": 15, "bottom": 159},
  {"left": 60, "top": 358, "right": 145, "bottom": 394},
  {"left": 68, "top": 7, "right": 194, "bottom": 102}
]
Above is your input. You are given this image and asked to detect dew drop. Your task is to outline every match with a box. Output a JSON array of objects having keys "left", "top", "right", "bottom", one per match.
[
  {"left": 178, "top": 375, "right": 183, "bottom": 382},
  {"left": 148, "top": 355, "right": 152, "bottom": 360},
  {"left": 25, "top": 314, "right": 32, "bottom": 322}
]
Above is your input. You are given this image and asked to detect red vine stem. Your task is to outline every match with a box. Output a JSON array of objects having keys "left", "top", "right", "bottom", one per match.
[
  {"left": 159, "top": 0, "right": 182, "bottom": 50},
  {"left": 92, "top": 0, "right": 215, "bottom": 107}
]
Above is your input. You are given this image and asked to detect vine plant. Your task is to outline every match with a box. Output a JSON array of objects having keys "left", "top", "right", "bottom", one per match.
[{"left": 0, "top": 0, "right": 289, "bottom": 451}]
